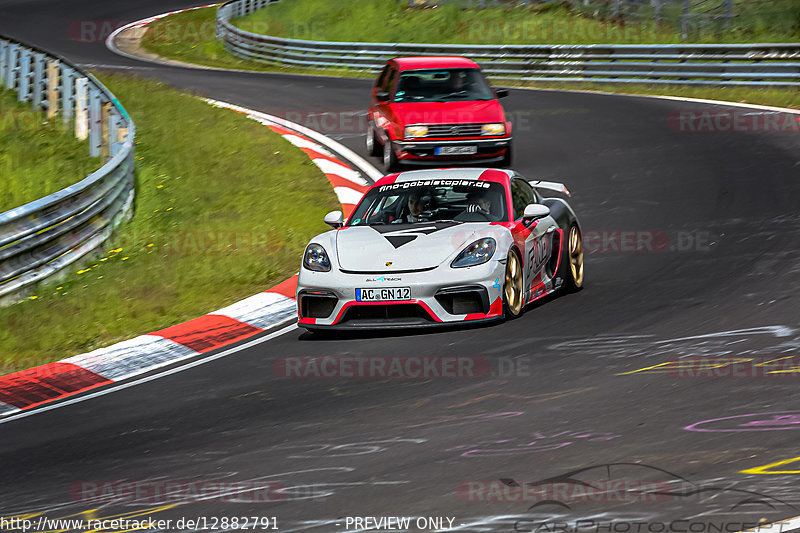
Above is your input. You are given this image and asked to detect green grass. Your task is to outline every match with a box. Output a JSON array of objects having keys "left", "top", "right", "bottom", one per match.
[
  {"left": 0, "top": 74, "right": 338, "bottom": 374},
  {"left": 232, "top": 0, "right": 800, "bottom": 44},
  {"left": 0, "top": 90, "right": 101, "bottom": 213}
]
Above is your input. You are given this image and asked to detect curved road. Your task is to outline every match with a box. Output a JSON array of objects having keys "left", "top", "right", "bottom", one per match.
[{"left": 1, "top": 1, "right": 800, "bottom": 531}]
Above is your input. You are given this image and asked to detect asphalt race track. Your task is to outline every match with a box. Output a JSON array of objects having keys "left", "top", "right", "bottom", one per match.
[{"left": 1, "top": 1, "right": 800, "bottom": 531}]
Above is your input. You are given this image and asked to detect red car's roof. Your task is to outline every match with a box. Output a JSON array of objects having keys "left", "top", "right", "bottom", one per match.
[{"left": 391, "top": 56, "right": 480, "bottom": 71}]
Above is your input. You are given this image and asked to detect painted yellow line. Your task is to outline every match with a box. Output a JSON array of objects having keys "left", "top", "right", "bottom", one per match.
[{"left": 741, "top": 456, "right": 800, "bottom": 475}]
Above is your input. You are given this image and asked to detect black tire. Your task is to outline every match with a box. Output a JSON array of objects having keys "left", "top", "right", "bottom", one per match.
[
  {"left": 500, "top": 142, "right": 513, "bottom": 168},
  {"left": 502, "top": 249, "right": 525, "bottom": 319},
  {"left": 366, "top": 122, "right": 381, "bottom": 157},
  {"left": 383, "top": 138, "right": 400, "bottom": 173},
  {"left": 558, "top": 224, "right": 584, "bottom": 293}
]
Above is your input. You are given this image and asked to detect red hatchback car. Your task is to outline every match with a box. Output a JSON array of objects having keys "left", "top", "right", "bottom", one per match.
[{"left": 366, "top": 56, "right": 512, "bottom": 172}]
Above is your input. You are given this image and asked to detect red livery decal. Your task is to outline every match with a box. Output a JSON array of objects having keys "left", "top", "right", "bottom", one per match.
[
  {"left": 465, "top": 297, "right": 503, "bottom": 321},
  {"left": 477, "top": 169, "right": 512, "bottom": 183}
]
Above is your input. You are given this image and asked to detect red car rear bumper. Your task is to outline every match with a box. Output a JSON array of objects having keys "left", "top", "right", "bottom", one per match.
[{"left": 391, "top": 137, "right": 511, "bottom": 163}]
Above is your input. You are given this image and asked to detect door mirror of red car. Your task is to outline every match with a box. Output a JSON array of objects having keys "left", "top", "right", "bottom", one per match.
[
  {"left": 494, "top": 88, "right": 509, "bottom": 98},
  {"left": 324, "top": 210, "right": 344, "bottom": 229},
  {"left": 522, "top": 204, "right": 550, "bottom": 226},
  {"left": 376, "top": 91, "right": 390, "bottom": 102}
]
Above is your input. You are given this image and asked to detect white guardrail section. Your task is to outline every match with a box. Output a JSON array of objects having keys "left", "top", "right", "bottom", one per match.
[
  {"left": 216, "top": 0, "right": 800, "bottom": 86},
  {"left": 0, "top": 35, "right": 135, "bottom": 304}
]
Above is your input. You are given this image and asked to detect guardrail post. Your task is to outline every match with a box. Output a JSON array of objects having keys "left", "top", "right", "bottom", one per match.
[
  {"left": 681, "top": 0, "right": 690, "bottom": 39},
  {"left": 101, "top": 102, "right": 112, "bottom": 160},
  {"left": 61, "top": 66, "right": 74, "bottom": 128},
  {"left": 0, "top": 40, "right": 7, "bottom": 87},
  {"left": 32, "top": 52, "right": 44, "bottom": 110},
  {"left": 47, "top": 60, "right": 59, "bottom": 119},
  {"left": 88, "top": 89, "right": 102, "bottom": 157},
  {"left": 5, "top": 43, "right": 18, "bottom": 91},
  {"left": 18, "top": 47, "right": 30, "bottom": 102},
  {"left": 109, "top": 114, "right": 122, "bottom": 157},
  {"left": 723, "top": 0, "right": 733, "bottom": 28},
  {"left": 75, "top": 76, "right": 88, "bottom": 140}
]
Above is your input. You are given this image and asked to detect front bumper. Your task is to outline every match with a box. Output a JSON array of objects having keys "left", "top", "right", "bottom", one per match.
[
  {"left": 297, "top": 259, "right": 506, "bottom": 330},
  {"left": 392, "top": 137, "right": 511, "bottom": 164}
]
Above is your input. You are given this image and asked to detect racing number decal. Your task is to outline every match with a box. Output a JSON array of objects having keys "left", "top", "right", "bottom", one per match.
[{"left": 527, "top": 233, "right": 552, "bottom": 280}]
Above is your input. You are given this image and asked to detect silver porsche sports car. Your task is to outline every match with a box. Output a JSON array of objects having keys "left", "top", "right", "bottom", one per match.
[{"left": 296, "top": 168, "right": 584, "bottom": 331}]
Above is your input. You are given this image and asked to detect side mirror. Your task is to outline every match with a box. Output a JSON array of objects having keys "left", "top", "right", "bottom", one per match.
[
  {"left": 522, "top": 204, "right": 550, "bottom": 226},
  {"left": 494, "top": 88, "right": 509, "bottom": 98},
  {"left": 376, "top": 91, "right": 390, "bottom": 102},
  {"left": 324, "top": 210, "right": 344, "bottom": 229}
]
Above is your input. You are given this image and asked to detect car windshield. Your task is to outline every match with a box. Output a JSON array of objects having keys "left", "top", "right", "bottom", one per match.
[
  {"left": 393, "top": 68, "right": 495, "bottom": 103},
  {"left": 347, "top": 180, "right": 508, "bottom": 226}
]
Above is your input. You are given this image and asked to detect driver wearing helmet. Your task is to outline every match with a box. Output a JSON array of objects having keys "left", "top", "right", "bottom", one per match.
[
  {"left": 393, "top": 189, "right": 429, "bottom": 223},
  {"left": 455, "top": 189, "right": 496, "bottom": 221}
]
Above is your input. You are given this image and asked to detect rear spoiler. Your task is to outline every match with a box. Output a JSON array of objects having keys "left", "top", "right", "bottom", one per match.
[{"left": 528, "top": 180, "right": 571, "bottom": 197}]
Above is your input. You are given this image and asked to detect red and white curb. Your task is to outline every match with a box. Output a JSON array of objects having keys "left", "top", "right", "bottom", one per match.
[
  {"left": 206, "top": 99, "right": 377, "bottom": 215},
  {"left": 112, "top": 3, "right": 219, "bottom": 39},
  {"left": 0, "top": 101, "right": 380, "bottom": 418}
]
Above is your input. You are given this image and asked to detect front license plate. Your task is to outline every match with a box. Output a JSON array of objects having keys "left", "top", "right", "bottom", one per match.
[
  {"left": 356, "top": 287, "right": 411, "bottom": 301},
  {"left": 435, "top": 145, "right": 478, "bottom": 155}
]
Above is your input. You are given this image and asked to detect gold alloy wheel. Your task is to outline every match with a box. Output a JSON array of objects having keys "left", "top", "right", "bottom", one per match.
[
  {"left": 504, "top": 251, "right": 524, "bottom": 316},
  {"left": 568, "top": 226, "right": 584, "bottom": 287}
]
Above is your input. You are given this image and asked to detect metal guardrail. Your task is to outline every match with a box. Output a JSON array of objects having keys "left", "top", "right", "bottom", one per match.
[
  {"left": 216, "top": 0, "right": 800, "bottom": 86},
  {"left": 0, "top": 35, "right": 135, "bottom": 304}
]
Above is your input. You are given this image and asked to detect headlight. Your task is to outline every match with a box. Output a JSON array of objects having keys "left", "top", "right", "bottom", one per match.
[
  {"left": 303, "top": 244, "right": 331, "bottom": 272},
  {"left": 404, "top": 125, "right": 428, "bottom": 138},
  {"left": 451, "top": 238, "right": 496, "bottom": 268},
  {"left": 481, "top": 123, "right": 506, "bottom": 136}
]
